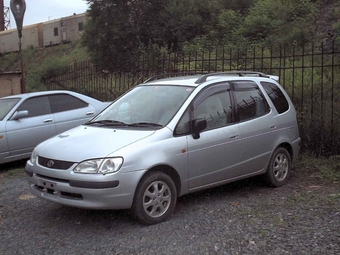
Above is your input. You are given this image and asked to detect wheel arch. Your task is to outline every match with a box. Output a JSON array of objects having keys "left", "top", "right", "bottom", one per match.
[
  {"left": 137, "top": 165, "right": 182, "bottom": 197},
  {"left": 278, "top": 142, "right": 293, "bottom": 160}
]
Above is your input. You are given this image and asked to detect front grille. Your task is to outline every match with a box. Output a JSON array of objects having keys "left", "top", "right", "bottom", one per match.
[{"left": 38, "top": 156, "right": 75, "bottom": 170}]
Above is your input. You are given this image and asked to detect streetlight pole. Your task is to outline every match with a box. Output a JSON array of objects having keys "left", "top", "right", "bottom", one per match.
[{"left": 10, "top": 0, "right": 26, "bottom": 93}]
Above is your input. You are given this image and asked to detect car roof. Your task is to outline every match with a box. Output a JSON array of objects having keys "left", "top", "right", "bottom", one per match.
[
  {"left": 1, "top": 90, "right": 81, "bottom": 100},
  {"left": 143, "top": 71, "right": 279, "bottom": 87}
]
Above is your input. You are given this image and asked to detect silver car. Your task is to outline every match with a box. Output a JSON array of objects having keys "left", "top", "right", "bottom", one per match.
[
  {"left": 25, "top": 72, "right": 301, "bottom": 225},
  {"left": 0, "top": 90, "right": 109, "bottom": 164}
]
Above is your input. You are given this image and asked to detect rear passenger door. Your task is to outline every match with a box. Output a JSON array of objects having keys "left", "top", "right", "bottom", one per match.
[
  {"left": 48, "top": 94, "right": 95, "bottom": 134},
  {"left": 233, "top": 81, "right": 279, "bottom": 174}
]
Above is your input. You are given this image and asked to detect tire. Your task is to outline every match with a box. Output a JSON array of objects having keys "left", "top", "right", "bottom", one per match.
[
  {"left": 132, "top": 171, "right": 177, "bottom": 225},
  {"left": 265, "top": 147, "right": 292, "bottom": 187}
]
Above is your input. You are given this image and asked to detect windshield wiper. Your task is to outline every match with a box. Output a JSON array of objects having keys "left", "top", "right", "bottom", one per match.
[
  {"left": 85, "top": 120, "right": 163, "bottom": 128},
  {"left": 85, "top": 120, "right": 129, "bottom": 126},
  {"left": 129, "top": 122, "right": 163, "bottom": 128}
]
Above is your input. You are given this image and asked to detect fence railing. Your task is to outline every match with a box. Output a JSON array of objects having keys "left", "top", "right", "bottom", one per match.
[{"left": 45, "top": 43, "right": 340, "bottom": 156}]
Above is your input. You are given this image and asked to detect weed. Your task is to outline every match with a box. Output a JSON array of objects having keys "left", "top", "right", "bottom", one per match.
[{"left": 295, "top": 154, "right": 340, "bottom": 183}]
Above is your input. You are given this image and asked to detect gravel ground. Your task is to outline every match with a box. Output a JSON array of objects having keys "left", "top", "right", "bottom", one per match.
[{"left": 0, "top": 160, "right": 339, "bottom": 255}]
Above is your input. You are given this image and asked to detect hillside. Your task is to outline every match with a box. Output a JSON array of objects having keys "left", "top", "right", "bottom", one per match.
[{"left": 0, "top": 41, "right": 89, "bottom": 91}]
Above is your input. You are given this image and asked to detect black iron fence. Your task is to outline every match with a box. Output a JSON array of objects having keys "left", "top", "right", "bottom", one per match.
[{"left": 45, "top": 43, "right": 340, "bottom": 156}]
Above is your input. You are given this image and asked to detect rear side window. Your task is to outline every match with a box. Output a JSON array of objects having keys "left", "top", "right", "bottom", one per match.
[
  {"left": 233, "top": 81, "right": 270, "bottom": 122},
  {"left": 48, "top": 94, "right": 88, "bottom": 113},
  {"left": 261, "top": 82, "right": 289, "bottom": 114}
]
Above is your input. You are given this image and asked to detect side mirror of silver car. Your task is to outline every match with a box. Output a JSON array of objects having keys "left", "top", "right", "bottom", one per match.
[
  {"left": 10, "top": 110, "right": 28, "bottom": 120},
  {"left": 192, "top": 118, "right": 207, "bottom": 139}
]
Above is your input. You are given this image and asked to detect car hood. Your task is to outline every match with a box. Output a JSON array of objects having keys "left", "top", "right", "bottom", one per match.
[{"left": 35, "top": 125, "right": 155, "bottom": 162}]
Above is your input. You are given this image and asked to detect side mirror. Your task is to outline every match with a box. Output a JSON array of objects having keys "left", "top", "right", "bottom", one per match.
[
  {"left": 10, "top": 110, "right": 28, "bottom": 120},
  {"left": 192, "top": 118, "right": 207, "bottom": 139}
]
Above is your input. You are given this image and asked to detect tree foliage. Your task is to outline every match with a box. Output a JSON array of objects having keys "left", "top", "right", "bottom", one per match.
[{"left": 81, "top": 0, "right": 339, "bottom": 72}]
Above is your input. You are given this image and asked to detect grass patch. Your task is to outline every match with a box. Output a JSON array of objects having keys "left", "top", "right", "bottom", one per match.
[
  {"left": 2, "top": 168, "right": 25, "bottom": 178},
  {"left": 285, "top": 192, "right": 321, "bottom": 208},
  {"left": 0, "top": 41, "right": 90, "bottom": 92},
  {"left": 295, "top": 154, "right": 340, "bottom": 184}
]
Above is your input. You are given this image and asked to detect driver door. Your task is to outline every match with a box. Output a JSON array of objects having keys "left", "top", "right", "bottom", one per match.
[
  {"left": 186, "top": 83, "right": 243, "bottom": 190},
  {"left": 5, "top": 96, "right": 56, "bottom": 156}
]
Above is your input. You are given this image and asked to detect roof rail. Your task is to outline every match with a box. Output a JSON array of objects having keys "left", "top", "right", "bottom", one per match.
[
  {"left": 194, "top": 71, "right": 269, "bottom": 84},
  {"left": 144, "top": 72, "right": 205, "bottom": 83}
]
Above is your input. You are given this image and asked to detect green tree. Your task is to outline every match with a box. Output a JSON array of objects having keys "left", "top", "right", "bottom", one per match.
[
  {"left": 240, "top": 0, "right": 318, "bottom": 46},
  {"left": 82, "top": 0, "right": 165, "bottom": 72}
]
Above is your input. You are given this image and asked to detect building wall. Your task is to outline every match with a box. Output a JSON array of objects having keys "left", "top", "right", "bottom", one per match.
[
  {"left": 0, "top": 72, "right": 22, "bottom": 97},
  {"left": 0, "top": 13, "right": 87, "bottom": 53},
  {"left": 43, "top": 19, "right": 61, "bottom": 46},
  {"left": 0, "top": 23, "right": 43, "bottom": 53},
  {"left": 62, "top": 14, "right": 87, "bottom": 42}
]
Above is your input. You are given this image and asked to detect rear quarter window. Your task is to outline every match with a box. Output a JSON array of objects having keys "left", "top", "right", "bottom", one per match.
[{"left": 261, "top": 82, "right": 289, "bottom": 114}]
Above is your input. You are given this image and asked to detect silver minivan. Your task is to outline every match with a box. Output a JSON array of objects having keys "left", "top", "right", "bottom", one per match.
[{"left": 25, "top": 72, "right": 301, "bottom": 225}]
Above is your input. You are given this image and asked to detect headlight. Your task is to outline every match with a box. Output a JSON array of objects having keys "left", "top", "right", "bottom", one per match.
[
  {"left": 74, "top": 157, "right": 123, "bottom": 174},
  {"left": 30, "top": 149, "right": 37, "bottom": 164}
]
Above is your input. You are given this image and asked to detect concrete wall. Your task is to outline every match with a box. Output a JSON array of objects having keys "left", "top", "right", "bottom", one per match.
[
  {"left": 0, "top": 72, "right": 22, "bottom": 97},
  {"left": 0, "top": 23, "right": 43, "bottom": 53},
  {"left": 0, "top": 13, "right": 87, "bottom": 53}
]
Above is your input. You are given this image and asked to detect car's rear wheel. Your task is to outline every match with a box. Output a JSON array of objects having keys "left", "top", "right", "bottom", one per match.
[
  {"left": 265, "top": 147, "right": 291, "bottom": 187},
  {"left": 132, "top": 171, "right": 177, "bottom": 225}
]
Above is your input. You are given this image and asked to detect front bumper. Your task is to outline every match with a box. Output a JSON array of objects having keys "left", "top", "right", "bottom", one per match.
[{"left": 25, "top": 160, "right": 146, "bottom": 210}]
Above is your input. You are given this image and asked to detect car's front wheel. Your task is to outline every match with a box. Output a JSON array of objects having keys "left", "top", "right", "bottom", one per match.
[
  {"left": 265, "top": 147, "right": 292, "bottom": 187},
  {"left": 132, "top": 171, "right": 177, "bottom": 225}
]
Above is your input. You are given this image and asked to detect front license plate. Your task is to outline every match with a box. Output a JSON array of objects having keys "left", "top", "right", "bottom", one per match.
[{"left": 38, "top": 179, "right": 57, "bottom": 189}]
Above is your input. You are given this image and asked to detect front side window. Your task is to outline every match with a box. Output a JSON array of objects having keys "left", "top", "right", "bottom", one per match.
[
  {"left": 193, "top": 90, "right": 232, "bottom": 131},
  {"left": 234, "top": 81, "right": 270, "bottom": 122},
  {"left": 0, "top": 98, "right": 20, "bottom": 121},
  {"left": 48, "top": 94, "right": 88, "bottom": 113},
  {"left": 176, "top": 84, "right": 232, "bottom": 135},
  {"left": 261, "top": 82, "right": 289, "bottom": 114},
  {"left": 16, "top": 96, "right": 51, "bottom": 118}
]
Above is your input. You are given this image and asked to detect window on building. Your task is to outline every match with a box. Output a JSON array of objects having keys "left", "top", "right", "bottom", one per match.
[{"left": 78, "top": 22, "right": 84, "bottom": 31}]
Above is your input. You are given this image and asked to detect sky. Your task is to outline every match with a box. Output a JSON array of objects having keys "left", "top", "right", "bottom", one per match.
[{"left": 4, "top": 0, "right": 89, "bottom": 29}]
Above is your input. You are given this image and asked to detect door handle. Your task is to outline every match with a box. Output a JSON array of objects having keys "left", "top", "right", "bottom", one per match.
[
  {"left": 229, "top": 134, "right": 239, "bottom": 139},
  {"left": 43, "top": 119, "right": 53, "bottom": 123},
  {"left": 270, "top": 125, "right": 276, "bottom": 129},
  {"left": 86, "top": 111, "right": 94, "bottom": 116}
]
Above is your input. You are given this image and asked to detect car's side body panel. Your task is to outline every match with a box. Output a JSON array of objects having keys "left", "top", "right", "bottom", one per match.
[{"left": 0, "top": 91, "right": 108, "bottom": 164}]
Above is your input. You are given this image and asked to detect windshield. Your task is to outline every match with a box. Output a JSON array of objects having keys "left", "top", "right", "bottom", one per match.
[
  {"left": 91, "top": 85, "right": 194, "bottom": 127},
  {"left": 0, "top": 98, "right": 21, "bottom": 121}
]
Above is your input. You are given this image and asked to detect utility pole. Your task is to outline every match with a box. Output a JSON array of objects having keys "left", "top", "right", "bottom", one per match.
[{"left": 10, "top": 0, "right": 26, "bottom": 93}]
